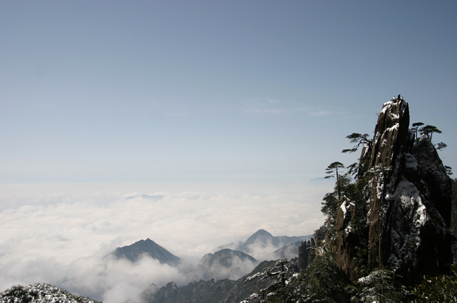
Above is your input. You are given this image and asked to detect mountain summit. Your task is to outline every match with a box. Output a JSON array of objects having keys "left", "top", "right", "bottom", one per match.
[{"left": 110, "top": 238, "right": 181, "bottom": 266}]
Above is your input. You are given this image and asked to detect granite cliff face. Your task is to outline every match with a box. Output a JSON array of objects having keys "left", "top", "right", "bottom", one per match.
[{"left": 334, "top": 96, "right": 452, "bottom": 285}]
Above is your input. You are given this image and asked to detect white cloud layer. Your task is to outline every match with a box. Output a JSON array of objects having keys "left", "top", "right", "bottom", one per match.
[{"left": 0, "top": 182, "right": 328, "bottom": 301}]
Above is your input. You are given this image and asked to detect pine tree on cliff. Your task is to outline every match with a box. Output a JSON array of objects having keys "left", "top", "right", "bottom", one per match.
[
  {"left": 411, "top": 122, "right": 424, "bottom": 140},
  {"left": 342, "top": 133, "right": 372, "bottom": 154},
  {"left": 419, "top": 124, "right": 442, "bottom": 141},
  {"left": 342, "top": 133, "right": 372, "bottom": 178},
  {"left": 325, "top": 161, "right": 344, "bottom": 201}
]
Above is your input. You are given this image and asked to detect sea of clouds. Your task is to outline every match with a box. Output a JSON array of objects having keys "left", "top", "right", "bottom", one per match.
[{"left": 0, "top": 181, "right": 328, "bottom": 302}]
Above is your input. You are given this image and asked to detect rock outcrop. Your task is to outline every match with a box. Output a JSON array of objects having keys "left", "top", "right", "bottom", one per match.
[
  {"left": 0, "top": 283, "right": 101, "bottom": 303},
  {"left": 334, "top": 96, "right": 452, "bottom": 285}
]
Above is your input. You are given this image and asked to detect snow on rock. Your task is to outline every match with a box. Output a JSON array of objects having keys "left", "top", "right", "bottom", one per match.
[
  {"left": 0, "top": 283, "right": 101, "bottom": 303},
  {"left": 333, "top": 96, "right": 452, "bottom": 285},
  {"left": 368, "top": 98, "right": 452, "bottom": 285},
  {"left": 384, "top": 177, "right": 428, "bottom": 271},
  {"left": 340, "top": 201, "right": 348, "bottom": 216}
]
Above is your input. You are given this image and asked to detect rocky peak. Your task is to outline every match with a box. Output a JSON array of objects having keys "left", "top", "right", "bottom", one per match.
[
  {"left": 366, "top": 97, "right": 412, "bottom": 271},
  {"left": 334, "top": 96, "right": 452, "bottom": 285},
  {"left": 369, "top": 97, "right": 410, "bottom": 177}
]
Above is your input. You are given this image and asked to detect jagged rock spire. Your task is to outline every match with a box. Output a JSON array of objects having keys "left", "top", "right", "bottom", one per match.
[
  {"left": 367, "top": 98, "right": 411, "bottom": 271},
  {"left": 334, "top": 96, "right": 452, "bottom": 285}
]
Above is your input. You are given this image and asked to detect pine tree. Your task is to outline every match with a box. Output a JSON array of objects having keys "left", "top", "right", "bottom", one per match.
[
  {"left": 419, "top": 125, "right": 442, "bottom": 142},
  {"left": 325, "top": 162, "right": 345, "bottom": 201},
  {"left": 342, "top": 133, "right": 372, "bottom": 154},
  {"left": 411, "top": 122, "right": 424, "bottom": 140}
]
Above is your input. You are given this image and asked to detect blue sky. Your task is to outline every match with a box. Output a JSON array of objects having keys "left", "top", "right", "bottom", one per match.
[
  {"left": 1, "top": 1, "right": 457, "bottom": 300},
  {"left": 1, "top": 1, "right": 456, "bottom": 185}
]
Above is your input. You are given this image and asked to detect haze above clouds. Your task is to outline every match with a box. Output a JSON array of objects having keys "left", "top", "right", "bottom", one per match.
[{"left": 1, "top": 1, "right": 456, "bottom": 302}]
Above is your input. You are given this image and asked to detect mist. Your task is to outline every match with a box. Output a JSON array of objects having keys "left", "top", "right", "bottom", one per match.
[{"left": 0, "top": 181, "right": 328, "bottom": 301}]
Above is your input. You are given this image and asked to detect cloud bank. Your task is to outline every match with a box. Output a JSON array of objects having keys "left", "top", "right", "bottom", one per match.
[{"left": 0, "top": 182, "right": 327, "bottom": 301}]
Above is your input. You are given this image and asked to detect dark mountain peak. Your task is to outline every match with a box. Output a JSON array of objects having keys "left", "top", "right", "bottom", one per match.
[{"left": 110, "top": 238, "right": 181, "bottom": 266}]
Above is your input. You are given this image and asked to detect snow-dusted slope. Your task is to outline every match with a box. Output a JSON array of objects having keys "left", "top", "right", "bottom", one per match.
[{"left": 0, "top": 283, "right": 101, "bottom": 303}]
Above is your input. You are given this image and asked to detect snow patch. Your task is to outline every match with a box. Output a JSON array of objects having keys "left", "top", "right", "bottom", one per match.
[
  {"left": 345, "top": 225, "right": 353, "bottom": 235},
  {"left": 389, "top": 111, "right": 399, "bottom": 121},
  {"left": 340, "top": 202, "right": 347, "bottom": 216},
  {"left": 386, "top": 123, "right": 399, "bottom": 133},
  {"left": 381, "top": 101, "right": 395, "bottom": 113}
]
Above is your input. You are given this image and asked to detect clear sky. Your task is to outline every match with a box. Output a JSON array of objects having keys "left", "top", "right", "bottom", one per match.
[
  {"left": 1, "top": 1, "right": 456, "bottom": 301},
  {"left": 1, "top": 1, "right": 456, "bottom": 184}
]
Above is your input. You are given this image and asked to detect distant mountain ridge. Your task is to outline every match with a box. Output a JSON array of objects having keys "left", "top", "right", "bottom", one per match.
[
  {"left": 269, "top": 240, "right": 304, "bottom": 260},
  {"left": 107, "top": 230, "right": 309, "bottom": 283},
  {"left": 197, "top": 248, "right": 258, "bottom": 280},
  {"left": 239, "top": 229, "right": 309, "bottom": 253},
  {"left": 141, "top": 260, "right": 281, "bottom": 303},
  {"left": 199, "top": 249, "right": 257, "bottom": 268},
  {"left": 111, "top": 230, "right": 311, "bottom": 268},
  {"left": 218, "top": 229, "right": 311, "bottom": 259},
  {"left": 110, "top": 238, "right": 181, "bottom": 266}
]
